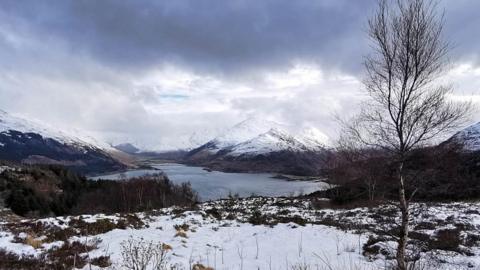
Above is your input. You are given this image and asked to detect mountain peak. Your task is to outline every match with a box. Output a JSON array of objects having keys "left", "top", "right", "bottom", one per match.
[
  {"left": 185, "top": 118, "right": 329, "bottom": 175},
  {"left": 296, "top": 127, "right": 329, "bottom": 147},
  {"left": 192, "top": 118, "right": 328, "bottom": 156},
  {"left": 210, "top": 117, "right": 285, "bottom": 150},
  {"left": 113, "top": 143, "right": 140, "bottom": 154}
]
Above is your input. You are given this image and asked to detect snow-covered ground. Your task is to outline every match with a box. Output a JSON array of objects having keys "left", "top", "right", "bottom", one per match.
[
  {"left": 0, "top": 198, "right": 479, "bottom": 269},
  {"left": 88, "top": 215, "right": 373, "bottom": 270}
]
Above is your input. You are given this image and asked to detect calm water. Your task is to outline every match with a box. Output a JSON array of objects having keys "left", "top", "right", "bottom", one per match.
[{"left": 90, "top": 163, "right": 329, "bottom": 201}]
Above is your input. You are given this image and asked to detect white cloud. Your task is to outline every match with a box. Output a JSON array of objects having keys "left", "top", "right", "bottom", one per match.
[{"left": 0, "top": 54, "right": 368, "bottom": 150}]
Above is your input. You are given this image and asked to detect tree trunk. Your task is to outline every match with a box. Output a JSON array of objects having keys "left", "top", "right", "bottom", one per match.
[{"left": 396, "top": 162, "right": 409, "bottom": 270}]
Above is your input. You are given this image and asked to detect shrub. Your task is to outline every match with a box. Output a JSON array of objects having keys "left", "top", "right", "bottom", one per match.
[
  {"left": 0, "top": 249, "right": 44, "bottom": 269},
  {"left": 85, "top": 219, "right": 117, "bottom": 235},
  {"left": 90, "top": 255, "right": 111, "bottom": 268},
  {"left": 248, "top": 210, "right": 268, "bottom": 225},
  {"left": 46, "top": 239, "right": 99, "bottom": 269},
  {"left": 120, "top": 237, "right": 171, "bottom": 270},
  {"left": 117, "top": 214, "right": 145, "bottom": 229},
  {"left": 205, "top": 207, "right": 222, "bottom": 220},
  {"left": 429, "top": 228, "right": 462, "bottom": 251},
  {"left": 362, "top": 235, "right": 389, "bottom": 258}
]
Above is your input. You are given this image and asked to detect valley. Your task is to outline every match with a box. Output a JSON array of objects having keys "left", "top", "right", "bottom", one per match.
[
  {"left": 1, "top": 0, "right": 479, "bottom": 269},
  {"left": 0, "top": 116, "right": 479, "bottom": 269}
]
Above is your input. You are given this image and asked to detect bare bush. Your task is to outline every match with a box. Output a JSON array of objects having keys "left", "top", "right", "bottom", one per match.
[{"left": 120, "top": 237, "right": 171, "bottom": 270}]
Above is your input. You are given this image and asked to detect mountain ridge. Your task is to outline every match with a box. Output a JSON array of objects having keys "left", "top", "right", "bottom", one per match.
[
  {"left": 444, "top": 121, "right": 480, "bottom": 151},
  {"left": 184, "top": 118, "right": 330, "bottom": 176},
  {"left": 0, "top": 110, "right": 128, "bottom": 174}
]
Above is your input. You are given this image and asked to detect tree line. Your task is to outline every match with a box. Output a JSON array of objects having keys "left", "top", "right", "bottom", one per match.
[{"left": 0, "top": 164, "right": 198, "bottom": 217}]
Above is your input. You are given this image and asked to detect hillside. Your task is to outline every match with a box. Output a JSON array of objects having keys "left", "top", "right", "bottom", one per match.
[
  {"left": 1, "top": 197, "right": 479, "bottom": 269},
  {"left": 185, "top": 118, "right": 330, "bottom": 176},
  {"left": 0, "top": 163, "right": 196, "bottom": 217},
  {"left": 0, "top": 110, "right": 128, "bottom": 174},
  {"left": 446, "top": 121, "right": 480, "bottom": 151}
]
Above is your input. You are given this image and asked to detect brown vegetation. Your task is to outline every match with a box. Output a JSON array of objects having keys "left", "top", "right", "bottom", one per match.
[
  {"left": 0, "top": 164, "right": 198, "bottom": 217},
  {"left": 324, "top": 143, "right": 480, "bottom": 204}
]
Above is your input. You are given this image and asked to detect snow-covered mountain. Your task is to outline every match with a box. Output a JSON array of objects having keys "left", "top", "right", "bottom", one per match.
[
  {"left": 0, "top": 110, "right": 127, "bottom": 174},
  {"left": 118, "top": 117, "right": 329, "bottom": 155},
  {"left": 296, "top": 127, "right": 330, "bottom": 150},
  {"left": 208, "top": 118, "right": 286, "bottom": 151},
  {"left": 192, "top": 117, "right": 328, "bottom": 156},
  {"left": 113, "top": 143, "right": 140, "bottom": 154},
  {"left": 185, "top": 118, "right": 330, "bottom": 176},
  {"left": 114, "top": 127, "right": 223, "bottom": 153},
  {"left": 446, "top": 122, "right": 480, "bottom": 151},
  {"left": 0, "top": 110, "right": 111, "bottom": 150},
  {"left": 228, "top": 128, "right": 326, "bottom": 156}
]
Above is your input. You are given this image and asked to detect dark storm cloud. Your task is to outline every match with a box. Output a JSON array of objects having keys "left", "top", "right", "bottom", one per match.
[
  {"left": 441, "top": 0, "right": 480, "bottom": 65},
  {"left": 0, "top": 0, "right": 379, "bottom": 76},
  {"left": 1, "top": 0, "right": 480, "bottom": 76}
]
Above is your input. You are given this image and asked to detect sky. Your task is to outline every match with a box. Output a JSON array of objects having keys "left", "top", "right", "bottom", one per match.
[{"left": 0, "top": 0, "right": 479, "bottom": 150}]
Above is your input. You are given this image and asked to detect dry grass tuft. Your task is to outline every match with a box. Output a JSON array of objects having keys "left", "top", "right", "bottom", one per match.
[
  {"left": 24, "top": 234, "right": 43, "bottom": 249},
  {"left": 192, "top": 263, "right": 214, "bottom": 270},
  {"left": 175, "top": 230, "right": 188, "bottom": 238},
  {"left": 162, "top": 243, "right": 173, "bottom": 251}
]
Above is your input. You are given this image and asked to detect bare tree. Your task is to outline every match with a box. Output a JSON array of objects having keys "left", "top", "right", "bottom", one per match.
[{"left": 343, "top": 0, "right": 471, "bottom": 269}]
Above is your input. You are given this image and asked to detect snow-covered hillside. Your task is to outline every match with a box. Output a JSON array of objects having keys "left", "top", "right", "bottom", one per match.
[
  {"left": 230, "top": 128, "right": 320, "bottom": 156},
  {"left": 184, "top": 118, "right": 330, "bottom": 176},
  {"left": 119, "top": 117, "right": 329, "bottom": 154},
  {"left": 1, "top": 198, "right": 479, "bottom": 269},
  {"left": 0, "top": 110, "right": 110, "bottom": 150},
  {"left": 296, "top": 127, "right": 330, "bottom": 150},
  {"left": 447, "top": 122, "right": 480, "bottom": 151},
  {"left": 197, "top": 117, "right": 329, "bottom": 156},
  {"left": 0, "top": 110, "right": 126, "bottom": 174},
  {"left": 116, "top": 127, "right": 224, "bottom": 153},
  {"left": 208, "top": 118, "right": 286, "bottom": 151}
]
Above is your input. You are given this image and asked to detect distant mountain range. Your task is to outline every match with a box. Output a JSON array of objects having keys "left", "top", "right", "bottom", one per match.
[
  {"left": 186, "top": 118, "right": 328, "bottom": 155},
  {"left": 0, "top": 110, "right": 129, "bottom": 174},
  {"left": 183, "top": 118, "right": 331, "bottom": 176},
  {"left": 113, "top": 143, "right": 140, "bottom": 155},
  {"left": 1, "top": 108, "right": 478, "bottom": 177}
]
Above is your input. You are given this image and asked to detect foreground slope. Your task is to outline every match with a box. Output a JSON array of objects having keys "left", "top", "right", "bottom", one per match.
[{"left": 0, "top": 197, "right": 479, "bottom": 269}]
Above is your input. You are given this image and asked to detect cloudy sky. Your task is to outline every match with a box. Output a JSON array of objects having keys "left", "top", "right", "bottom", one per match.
[{"left": 0, "top": 0, "right": 479, "bottom": 150}]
